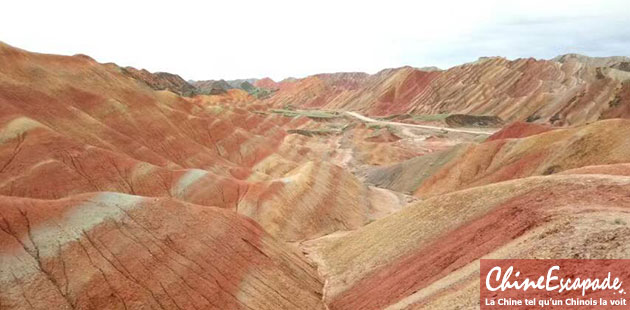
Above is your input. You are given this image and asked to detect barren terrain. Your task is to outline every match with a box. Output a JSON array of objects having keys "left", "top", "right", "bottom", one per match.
[{"left": 1, "top": 42, "right": 630, "bottom": 309}]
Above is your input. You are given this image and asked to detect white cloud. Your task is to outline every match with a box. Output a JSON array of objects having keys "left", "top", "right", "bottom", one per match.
[{"left": 1, "top": 0, "right": 628, "bottom": 80}]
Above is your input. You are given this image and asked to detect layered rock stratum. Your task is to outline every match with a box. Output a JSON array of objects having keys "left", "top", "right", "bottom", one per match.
[
  {"left": 259, "top": 57, "right": 630, "bottom": 125},
  {"left": 2, "top": 41, "right": 630, "bottom": 309}
]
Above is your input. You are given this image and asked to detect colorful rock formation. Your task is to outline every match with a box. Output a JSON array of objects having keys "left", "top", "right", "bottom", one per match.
[
  {"left": 2, "top": 40, "right": 630, "bottom": 310},
  {"left": 259, "top": 57, "right": 630, "bottom": 125}
]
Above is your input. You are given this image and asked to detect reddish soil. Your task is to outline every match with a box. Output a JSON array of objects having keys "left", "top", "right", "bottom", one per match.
[
  {"left": 0, "top": 194, "right": 324, "bottom": 309},
  {"left": 328, "top": 183, "right": 630, "bottom": 310},
  {"left": 487, "top": 121, "right": 553, "bottom": 141}
]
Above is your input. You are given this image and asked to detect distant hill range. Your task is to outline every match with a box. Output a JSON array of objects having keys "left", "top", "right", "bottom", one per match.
[
  {"left": 119, "top": 68, "right": 275, "bottom": 98},
  {"left": 256, "top": 54, "right": 630, "bottom": 125},
  {"left": 190, "top": 78, "right": 273, "bottom": 98},
  {"left": 119, "top": 52, "right": 630, "bottom": 126}
]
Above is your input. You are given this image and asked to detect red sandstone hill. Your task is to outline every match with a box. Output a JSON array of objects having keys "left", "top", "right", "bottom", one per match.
[
  {"left": 305, "top": 174, "right": 630, "bottom": 309},
  {"left": 0, "top": 193, "right": 325, "bottom": 309},
  {"left": 254, "top": 77, "right": 280, "bottom": 90},
  {"left": 3, "top": 40, "right": 630, "bottom": 310},
  {"left": 259, "top": 57, "right": 630, "bottom": 125},
  {"left": 0, "top": 42, "right": 416, "bottom": 308},
  {"left": 366, "top": 118, "right": 630, "bottom": 197},
  {"left": 0, "top": 42, "right": 406, "bottom": 243},
  {"left": 485, "top": 121, "right": 553, "bottom": 141}
]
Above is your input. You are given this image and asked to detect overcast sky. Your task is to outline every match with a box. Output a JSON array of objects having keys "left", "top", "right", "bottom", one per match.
[{"left": 2, "top": 0, "right": 628, "bottom": 80}]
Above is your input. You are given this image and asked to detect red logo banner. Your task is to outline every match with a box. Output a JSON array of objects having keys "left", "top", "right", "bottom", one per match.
[{"left": 481, "top": 259, "right": 630, "bottom": 309}]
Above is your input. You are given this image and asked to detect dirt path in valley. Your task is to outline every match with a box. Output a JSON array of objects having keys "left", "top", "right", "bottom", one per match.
[{"left": 344, "top": 111, "right": 499, "bottom": 135}]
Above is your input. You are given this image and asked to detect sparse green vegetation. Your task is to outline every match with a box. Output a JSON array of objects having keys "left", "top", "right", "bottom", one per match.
[
  {"left": 385, "top": 124, "right": 400, "bottom": 135},
  {"left": 411, "top": 114, "right": 450, "bottom": 122},
  {"left": 271, "top": 109, "right": 339, "bottom": 119},
  {"left": 341, "top": 123, "right": 356, "bottom": 132},
  {"left": 366, "top": 124, "right": 399, "bottom": 139},
  {"left": 367, "top": 123, "right": 383, "bottom": 130},
  {"left": 249, "top": 88, "right": 273, "bottom": 99},
  {"left": 287, "top": 128, "right": 339, "bottom": 137},
  {"left": 376, "top": 114, "right": 409, "bottom": 121}
]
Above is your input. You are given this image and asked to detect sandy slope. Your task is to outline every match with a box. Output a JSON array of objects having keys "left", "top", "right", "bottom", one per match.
[{"left": 305, "top": 174, "right": 630, "bottom": 309}]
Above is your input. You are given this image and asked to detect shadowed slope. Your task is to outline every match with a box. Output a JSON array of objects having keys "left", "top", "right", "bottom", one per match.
[{"left": 364, "top": 144, "right": 469, "bottom": 194}]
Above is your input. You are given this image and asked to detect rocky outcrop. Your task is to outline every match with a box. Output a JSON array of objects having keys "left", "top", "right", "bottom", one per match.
[
  {"left": 192, "top": 79, "right": 234, "bottom": 94},
  {"left": 192, "top": 79, "right": 273, "bottom": 98},
  {"left": 121, "top": 67, "right": 198, "bottom": 96}
]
